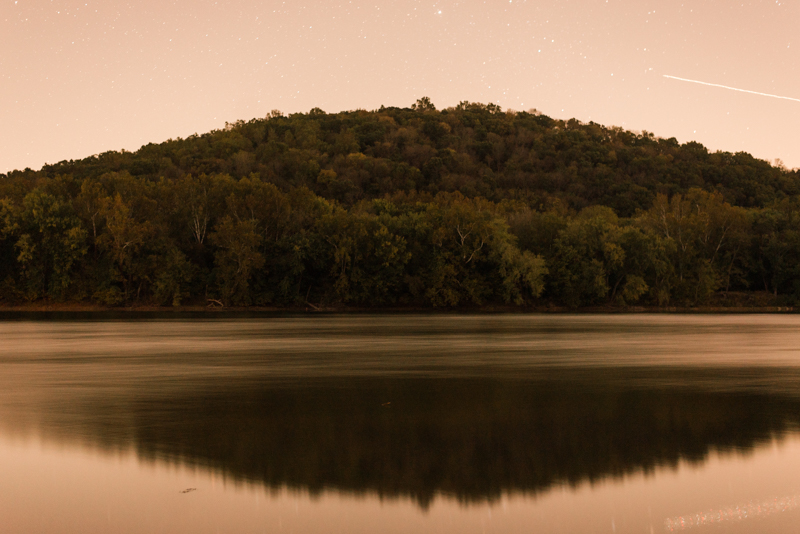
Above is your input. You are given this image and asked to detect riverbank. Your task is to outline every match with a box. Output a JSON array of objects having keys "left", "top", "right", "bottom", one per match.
[{"left": 0, "top": 297, "right": 794, "bottom": 315}]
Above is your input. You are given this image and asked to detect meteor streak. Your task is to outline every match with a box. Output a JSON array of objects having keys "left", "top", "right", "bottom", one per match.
[{"left": 663, "top": 75, "right": 800, "bottom": 103}]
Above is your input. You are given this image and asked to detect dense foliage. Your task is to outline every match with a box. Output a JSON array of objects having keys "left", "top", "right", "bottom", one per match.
[{"left": 2, "top": 98, "right": 799, "bottom": 307}]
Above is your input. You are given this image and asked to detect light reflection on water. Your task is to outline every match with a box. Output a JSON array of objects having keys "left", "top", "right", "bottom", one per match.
[{"left": 2, "top": 314, "right": 800, "bottom": 533}]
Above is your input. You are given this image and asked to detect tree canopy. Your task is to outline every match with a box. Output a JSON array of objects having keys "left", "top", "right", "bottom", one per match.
[{"left": 1, "top": 98, "right": 799, "bottom": 308}]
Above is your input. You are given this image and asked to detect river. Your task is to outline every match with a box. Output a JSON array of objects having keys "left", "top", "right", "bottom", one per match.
[{"left": 2, "top": 314, "right": 800, "bottom": 533}]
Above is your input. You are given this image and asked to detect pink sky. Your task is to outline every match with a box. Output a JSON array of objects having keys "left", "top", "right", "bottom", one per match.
[{"left": 1, "top": 0, "right": 798, "bottom": 173}]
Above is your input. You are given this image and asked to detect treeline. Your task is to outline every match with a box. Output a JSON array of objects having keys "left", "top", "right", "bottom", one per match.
[{"left": 1, "top": 98, "right": 799, "bottom": 307}]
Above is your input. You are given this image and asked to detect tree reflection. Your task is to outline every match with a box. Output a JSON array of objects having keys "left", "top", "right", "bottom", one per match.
[{"left": 109, "top": 373, "right": 800, "bottom": 508}]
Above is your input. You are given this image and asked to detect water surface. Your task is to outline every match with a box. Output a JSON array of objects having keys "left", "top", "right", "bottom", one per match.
[{"left": 2, "top": 314, "right": 800, "bottom": 533}]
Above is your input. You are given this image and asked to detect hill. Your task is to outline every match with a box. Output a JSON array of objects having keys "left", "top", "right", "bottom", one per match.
[{"left": 1, "top": 98, "right": 799, "bottom": 308}]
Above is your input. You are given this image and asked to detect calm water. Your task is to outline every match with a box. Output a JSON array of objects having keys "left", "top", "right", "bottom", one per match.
[{"left": 2, "top": 314, "right": 800, "bottom": 533}]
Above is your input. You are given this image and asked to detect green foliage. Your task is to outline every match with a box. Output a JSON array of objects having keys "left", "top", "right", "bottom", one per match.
[
  {"left": 549, "top": 207, "right": 623, "bottom": 306},
  {"left": 23, "top": 102, "right": 797, "bottom": 216},
  {"left": 154, "top": 247, "right": 197, "bottom": 306},
  {"left": 1, "top": 100, "right": 799, "bottom": 307},
  {"left": 13, "top": 189, "right": 87, "bottom": 300},
  {"left": 638, "top": 189, "right": 749, "bottom": 304},
  {"left": 210, "top": 217, "right": 265, "bottom": 305},
  {"left": 495, "top": 243, "right": 547, "bottom": 304},
  {"left": 97, "top": 193, "right": 153, "bottom": 302},
  {"left": 319, "top": 208, "right": 409, "bottom": 304},
  {"left": 747, "top": 201, "right": 800, "bottom": 303}
]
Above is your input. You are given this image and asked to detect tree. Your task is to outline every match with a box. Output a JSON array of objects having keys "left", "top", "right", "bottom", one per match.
[
  {"left": 209, "top": 217, "right": 265, "bottom": 306},
  {"left": 412, "top": 97, "right": 436, "bottom": 112},
  {"left": 318, "top": 208, "right": 409, "bottom": 304},
  {"left": 173, "top": 174, "right": 233, "bottom": 247},
  {"left": 638, "top": 189, "right": 748, "bottom": 304},
  {"left": 549, "top": 207, "right": 622, "bottom": 307},
  {"left": 13, "top": 189, "right": 87, "bottom": 300},
  {"left": 153, "top": 247, "right": 197, "bottom": 306},
  {"left": 96, "top": 193, "right": 153, "bottom": 303},
  {"left": 75, "top": 178, "right": 108, "bottom": 253},
  {"left": 410, "top": 193, "right": 546, "bottom": 306}
]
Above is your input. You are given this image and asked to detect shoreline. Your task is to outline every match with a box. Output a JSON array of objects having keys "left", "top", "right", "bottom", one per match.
[{"left": 0, "top": 302, "right": 794, "bottom": 315}]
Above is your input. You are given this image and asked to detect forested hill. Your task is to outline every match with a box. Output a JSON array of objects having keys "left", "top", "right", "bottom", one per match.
[
  {"left": 7, "top": 98, "right": 799, "bottom": 214},
  {"left": 2, "top": 98, "right": 800, "bottom": 308}
]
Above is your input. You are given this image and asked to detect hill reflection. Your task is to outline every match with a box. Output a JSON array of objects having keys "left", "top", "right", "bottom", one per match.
[
  {"left": 115, "top": 371, "right": 800, "bottom": 507},
  {"left": 5, "top": 316, "right": 800, "bottom": 508}
]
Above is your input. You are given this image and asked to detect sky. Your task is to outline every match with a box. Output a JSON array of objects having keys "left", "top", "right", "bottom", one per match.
[{"left": 1, "top": 0, "right": 798, "bottom": 173}]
